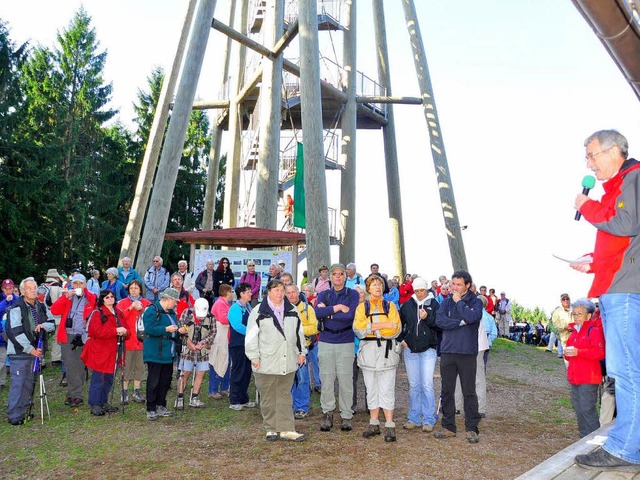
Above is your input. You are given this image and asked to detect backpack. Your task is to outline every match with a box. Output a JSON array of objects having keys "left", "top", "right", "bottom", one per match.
[
  {"left": 38, "top": 283, "right": 52, "bottom": 308},
  {"left": 314, "top": 277, "right": 332, "bottom": 289},
  {"left": 137, "top": 303, "right": 161, "bottom": 342},
  {"left": 84, "top": 307, "right": 123, "bottom": 342},
  {"left": 364, "top": 299, "right": 390, "bottom": 319},
  {"left": 363, "top": 299, "right": 394, "bottom": 358}
]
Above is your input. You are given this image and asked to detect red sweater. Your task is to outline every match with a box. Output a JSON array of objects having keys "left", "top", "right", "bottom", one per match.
[
  {"left": 117, "top": 297, "right": 151, "bottom": 351},
  {"left": 565, "top": 319, "right": 605, "bottom": 385},
  {"left": 399, "top": 281, "right": 414, "bottom": 305}
]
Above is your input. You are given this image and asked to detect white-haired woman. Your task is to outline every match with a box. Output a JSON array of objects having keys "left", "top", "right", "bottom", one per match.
[
  {"left": 101, "top": 268, "right": 127, "bottom": 301},
  {"left": 565, "top": 298, "right": 605, "bottom": 438}
]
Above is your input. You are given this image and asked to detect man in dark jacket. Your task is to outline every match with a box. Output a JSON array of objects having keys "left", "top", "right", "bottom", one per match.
[
  {"left": 315, "top": 263, "right": 360, "bottom": 432},
  {"left": 5, "top": 278, "right": 55, "bottom": 424},
  {"left": 434, "top": 270, "right": 483, "bottom": 444}
]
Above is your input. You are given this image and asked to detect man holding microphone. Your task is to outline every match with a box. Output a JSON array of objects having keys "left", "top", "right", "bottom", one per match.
[{"left": 572, "top": 130, "right": 640, "bottom": 472}]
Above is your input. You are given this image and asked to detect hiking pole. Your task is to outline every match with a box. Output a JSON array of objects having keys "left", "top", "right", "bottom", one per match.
[
  {"left": 117, "top": 335, "right": 125, "bottom": 415},
  {"left": 37, "top": 331, "right": 50, "bottom": 424},
  {"left": 174, "top": 330, "right": 189, "bottom": 411},
  {"left": 26, "top": 330, "right": 46, "bottom": 423},
  {"left": 109, "top": 336, "right": 124, "bottom": 416},
  {"left": 435, "top": 394, "right": 442, "bottom": 422}
]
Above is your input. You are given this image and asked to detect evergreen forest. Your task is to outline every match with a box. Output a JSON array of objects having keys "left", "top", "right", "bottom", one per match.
[{"left": 0, "top": 9, "right": 224, "bottom": 281}]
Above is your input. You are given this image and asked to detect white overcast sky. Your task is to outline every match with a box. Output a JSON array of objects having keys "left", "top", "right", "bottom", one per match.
[{"left": 3, "top": 0, "right": 640, "bottom": 313}]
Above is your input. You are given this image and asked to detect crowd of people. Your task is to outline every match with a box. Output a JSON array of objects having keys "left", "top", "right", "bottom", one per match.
[
  {"left": 1, "top": 256, "right": 509, "bottom": 446},
  {"left": 0, "top": 133, "right": 637, "bottom": 470}
]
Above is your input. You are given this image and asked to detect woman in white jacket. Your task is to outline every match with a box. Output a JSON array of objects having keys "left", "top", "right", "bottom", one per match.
[{"left": 245, "top": 279, "right": 306, "bottom": 442}]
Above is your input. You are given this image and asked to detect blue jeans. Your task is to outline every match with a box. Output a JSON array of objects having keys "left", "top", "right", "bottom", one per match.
[
  {"left": 600, "top": 294, "right": 640, "bottom": 464},
  {"left": 307, "top": 344, "right": 321, "bottom": 387},
  {"left": 403, "top": 347, "right": 437, "bottom": 426},
  {"left": 88, "top": 371, "right": 114, "bottom": 406},
  {"left": 292, "top": 361, "right": 310, "bottom": 412},
  {"left": 208, "top": 364, "right": 230, "bottom": 394}
]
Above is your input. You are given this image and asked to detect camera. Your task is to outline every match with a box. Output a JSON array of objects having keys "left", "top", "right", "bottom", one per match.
[{"left": 70, "top": 334, "right": 84, "bottom": 350}]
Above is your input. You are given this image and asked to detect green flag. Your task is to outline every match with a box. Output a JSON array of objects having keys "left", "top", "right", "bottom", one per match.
[{"left": 293, "top": 141, "right": 306, "bottom": 228}]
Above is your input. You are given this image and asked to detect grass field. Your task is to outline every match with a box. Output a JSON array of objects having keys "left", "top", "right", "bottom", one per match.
[{"left": 0, "top": 339, "right": 579, "bottom": 479}]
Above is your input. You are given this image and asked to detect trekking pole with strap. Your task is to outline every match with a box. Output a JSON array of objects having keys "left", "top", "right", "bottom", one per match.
[
  {"left": 174, "top": 325, "right": 189, "bottom": 411},
  {"left": 27, "top": 330, "right": 49, "bottom": 424},
  {"left": 117, "top": 335, "right": 125, "bottom": 415},
  {"left": 109, "top": 335, "right": 125, "bottom": 416}
]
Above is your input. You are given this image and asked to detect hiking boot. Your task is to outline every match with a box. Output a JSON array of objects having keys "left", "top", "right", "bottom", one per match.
[
  {"left": 156, "top": 405, "right": 174, "bottom": 417},
  {"left": 220, "top": 390, "right": 230, "bottom": 397},
  {"left": 208, "top": 392, "right": 222, "bottom": 400},
  {"left": 403, "top": 421, "right": 418, "bottom": 430},
  {"left": 90, "top": 405, "right": 105, "bottom": 416},
  {"left": 120, "top": 391, "right": 129, "bottom": 405},
  {"left": 384, "top": 427, "right": 397, "bottom": 442},
  {"left": 132, "top": 389, "right": 145, "bottom": 403},
  {"left": 320, "top": 412, "right": 333, "bottom": 431},
  {"left": 575, "top": 447, "right": 640, "bottom": 472},
  {"left": 341, "top": 418, "right": 353, "bottom": 431},
  {"left": 422, "top": 423, "right": 434, "bottom": 433},
  {"left": 64, "top": 396, "right": 73, "bottom": 406},
  {"left": 466, "top": 431, "right": 480, "bottom": 444},
  {"left": 243, "top": 401, "right": 257, "bottom": 408},
  {"left": 434, "top": 428, "right": 456, "bottom": 439},
  {"left": 147, "top": 410, "right": 158, "bottom": 421},
  {"left": 102, "top": 404, "right": 119, "bottom": 414},
  {"left": 280, "top": 431, "right": 306, "bottom": 442},
  {"left": 294, "top": 410, "right": 307, "bottom": 420},
  {"left": 175, "top": 397, "right": 184, "bottom": 409},
  {"left": 189, "top": 396, "right": 205, "bottom": 408},
  {"left": 266, "top": 431, "right": 278, "bottom": 441},
  {"left": 229, "top": 404, "right": 244, "bottom": 411},
  {"left": 69, "top": 398, "right": 84, "bottom": 407},
  {"left": 363, "top": 424, "right": 381, "bottom": 438}
]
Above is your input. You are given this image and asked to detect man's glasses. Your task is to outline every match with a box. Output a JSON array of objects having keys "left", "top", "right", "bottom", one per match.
[{"left": 585, "top": 146, "right": 613, "bottom": 161}]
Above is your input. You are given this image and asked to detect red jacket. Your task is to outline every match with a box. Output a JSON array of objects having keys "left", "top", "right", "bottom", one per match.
[
  {"left": 80, "top": 306, "right": 130, "bottom": 374},
  {"left": 51, "top": 289, "right": 97, "bottom": 344},
  {"left": 117, "top": 297, "right": 151, "bottom": 351},
  {"left": 581, "top": 161, "right": 640, "bottom": 297},
  {"left": 399, "top": 281, "right": 414, "bottom": 305},
  {"left": 177, "top": 289, "right": 195, "bottom": 320},
  {"left": 565, "top": 318, "right": 605, "bottom": 385}
]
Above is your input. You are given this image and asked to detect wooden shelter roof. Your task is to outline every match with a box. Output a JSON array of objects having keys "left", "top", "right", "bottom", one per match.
[{"left": 164, "top": 227, "right": 306, "bottom": 248}]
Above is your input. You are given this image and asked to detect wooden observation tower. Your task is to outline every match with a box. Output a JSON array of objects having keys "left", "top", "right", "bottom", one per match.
[{"left": 121, "top": 0, "right": 468, "bottom": 278}]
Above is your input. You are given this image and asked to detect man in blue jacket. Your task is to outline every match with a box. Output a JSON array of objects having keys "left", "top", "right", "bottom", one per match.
[
  {"left": 315, "top": 263, "right": 360, "bottom": 432},
  {"left": 434, "top": 270, "right": 483, "bottom": 444}
]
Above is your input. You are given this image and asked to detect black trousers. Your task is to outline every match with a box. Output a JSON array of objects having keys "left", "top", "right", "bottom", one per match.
[
  {"left": 440, "top": 353, "right": 480, "bottom": 433},
  {"left": 146, "top": 362, "right": 173, "bottom": 411},
  {"left": 229, "top": 345, "right": 252, "bottom": 405}
]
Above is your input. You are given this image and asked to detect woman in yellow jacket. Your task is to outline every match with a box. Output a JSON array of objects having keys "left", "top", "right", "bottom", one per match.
[{"left": 353, "top": 275, "right": 402, "bottom": 442}]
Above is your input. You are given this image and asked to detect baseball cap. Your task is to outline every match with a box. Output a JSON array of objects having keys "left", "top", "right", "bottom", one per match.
[{"left": 2, "top": 279, "right": 14, "bottom": 288}]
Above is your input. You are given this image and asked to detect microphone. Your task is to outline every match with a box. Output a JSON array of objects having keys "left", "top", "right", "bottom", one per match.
[{"left": 575, "top": 175, "right": 596, "bottom": 221}]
